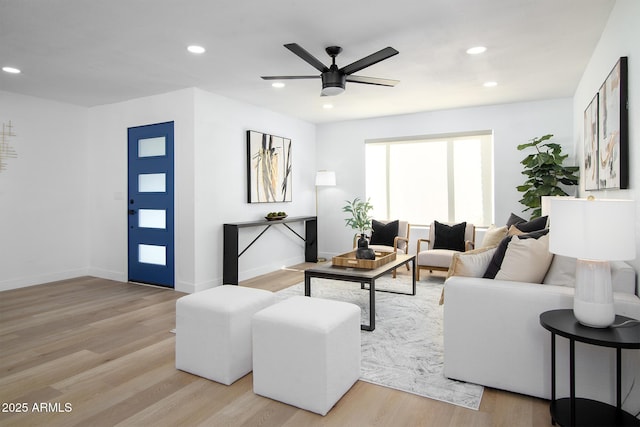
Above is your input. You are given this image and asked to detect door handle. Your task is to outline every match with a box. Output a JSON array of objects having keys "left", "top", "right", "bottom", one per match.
[{"left": 128, "top": 209, "right": 136, "bottom": 215}]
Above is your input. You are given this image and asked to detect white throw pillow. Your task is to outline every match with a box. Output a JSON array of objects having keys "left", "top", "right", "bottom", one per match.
[
  {"left": 441, "top": 246, "right": 498, "bottom": 305},
  {"left": 447, "top": 246, "right": 498, "bottom": 279},
  {"left": 495, "top": 234, "right": 553, "bottom": 283}
]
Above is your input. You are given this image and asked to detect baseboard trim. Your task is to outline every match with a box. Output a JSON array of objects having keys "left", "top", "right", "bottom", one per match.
[{"left": 0, "top": 268, "right": 90, "bottom": 292}]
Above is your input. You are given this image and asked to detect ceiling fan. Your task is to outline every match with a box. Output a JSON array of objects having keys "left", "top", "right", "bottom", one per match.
[{"left": 261, "top": 43, "right": 399, "bottom": 96}]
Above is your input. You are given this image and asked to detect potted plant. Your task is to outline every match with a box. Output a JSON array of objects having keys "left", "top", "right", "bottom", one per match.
[
  {"left": 342, "top": 197, "right": 375, "bottom": 259},
  {"left": 516, "top": 134, "right": 579, "bottom": 219},
  {"left": 342, "top": 197, "right": 374, "bottom": 234}
]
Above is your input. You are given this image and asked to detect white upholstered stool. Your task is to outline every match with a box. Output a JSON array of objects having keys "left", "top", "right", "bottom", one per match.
[
  {"left": 175, "top": 285, "right": 275, "bottom": 385},
  {"left": 252, "top": 296, "right": 361, "bottom": 416}
]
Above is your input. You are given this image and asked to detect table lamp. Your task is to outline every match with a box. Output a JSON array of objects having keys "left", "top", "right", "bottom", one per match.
[{"left": 549, "top": 197, "right": 636, "bottom": 328}]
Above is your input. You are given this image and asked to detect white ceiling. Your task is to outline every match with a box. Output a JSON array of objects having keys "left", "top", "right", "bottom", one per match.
[{"left": 0, "top": 0, "right": 615, "bottom": 124}]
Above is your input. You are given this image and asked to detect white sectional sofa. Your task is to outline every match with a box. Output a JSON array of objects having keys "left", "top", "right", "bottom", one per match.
[{"left": 443, "top": 257, "right": 640, "bottom": 415}]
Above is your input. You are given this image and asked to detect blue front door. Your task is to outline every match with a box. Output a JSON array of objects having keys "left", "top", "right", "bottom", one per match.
[{"left": 127, "top": 121, "right": 175, "bottom": 287}]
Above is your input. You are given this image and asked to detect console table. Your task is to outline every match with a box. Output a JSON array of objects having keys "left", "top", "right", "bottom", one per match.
[
  {"left": 223, "top": 216, "right": 317, "bottom": 285},
  {"left": 539, "top": 309, "right": 640, "bottom": 427}
]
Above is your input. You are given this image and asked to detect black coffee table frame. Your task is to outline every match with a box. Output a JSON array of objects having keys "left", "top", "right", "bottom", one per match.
[{"left": 304, "top": 254, "right": 416, "bottom": 331}]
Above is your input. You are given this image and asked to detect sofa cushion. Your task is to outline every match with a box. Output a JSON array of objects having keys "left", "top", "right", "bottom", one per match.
[
  {"left": 418, "top": 249, "right": 458, "bottom": 269},
  {"left": 494, "top": 234, "right": 553, "bottom": 283},
  {"left": 543, "top": 257, "right": 637, "bottom": 295},
  {"left": 433, "top": 221, "right": 466, "bottom": 252},
  {"left": 543, "top": 255, "right": 576, "bottom": 287},
  {"left": 483, "top": 229, "right": 549, "bottom": 279},
  {"left": 370, "top": 219, "right": 398, "bottom": 247}
]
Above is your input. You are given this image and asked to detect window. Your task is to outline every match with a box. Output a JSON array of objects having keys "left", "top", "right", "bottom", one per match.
[{"left": 365, "top": 131, "right": 493, "bottom": 226}]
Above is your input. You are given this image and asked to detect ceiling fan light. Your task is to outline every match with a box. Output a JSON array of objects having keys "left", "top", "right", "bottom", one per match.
[
  {"left": 187, "top": 45, "right": 206, "bottom": 54},
  {"left": 466, "top": 46, "right": 487, "bottom": 55},
  {"left": 2, "top": 66, "right": 21, "bottom": 74},
  {"left": 321, "top": 86, "right": 344, "bottom": 96}
]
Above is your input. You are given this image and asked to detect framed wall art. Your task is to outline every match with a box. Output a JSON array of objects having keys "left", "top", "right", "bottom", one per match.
[
  {"left": 597, "top": 56, "right": 628, "bottom": 189},
  {"left": 246, "top": 130, "right": 292, "bottom": 203},
  {"left": 583, "top": 93, "right": 599, "bottom": 190}
]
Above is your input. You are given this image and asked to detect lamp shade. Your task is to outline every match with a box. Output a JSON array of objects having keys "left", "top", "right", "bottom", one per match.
[
  {"left": 549, "top": 198, "right": 636, "bottom": 261},
  {"left": 315, "top": 170, "right": 336, "bottom": 186}
]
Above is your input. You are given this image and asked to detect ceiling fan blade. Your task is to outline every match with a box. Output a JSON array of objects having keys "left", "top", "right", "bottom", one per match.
[
  {"left": 346, "top": 75, "right": 399, "bottom": 87},
  {"left": 284, "top": 43, "right": 329, "bottom": 73},
  {"left": 340, "top": 47, "right": 399, "bottom": 75},
  {"left": 261, "top": 75, "right": 320, "bottom": 80}
]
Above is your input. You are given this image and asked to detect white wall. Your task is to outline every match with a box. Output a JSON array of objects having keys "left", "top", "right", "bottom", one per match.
[
  {"left": 1, "top": 87, "right": 316, "bottom": 293},
  {"left": 192, "top": 89, "right": 316, "bottom": 291},
  {"left": 86, "top": 88, "right": 316, "bottom": 293},
  {"left": 573, "top": 0, "right": 640, "bottom": 272},
  {"left": 315, "top": 98, "right": 574, "bottom": 258},
  {"left": 0, "top": 91, "right": 89, "bottom": 290},
  {"left": 87, "top": 89, "right": 196, "bottom": 291}
]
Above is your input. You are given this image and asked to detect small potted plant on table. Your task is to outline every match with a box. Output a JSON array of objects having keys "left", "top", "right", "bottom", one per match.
[{"left": 342, "top": 197, "right": 375, "bottom": 259}]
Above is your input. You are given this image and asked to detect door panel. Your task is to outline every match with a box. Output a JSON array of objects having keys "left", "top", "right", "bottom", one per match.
[{"left": 128, "top": 122, "right": 174, "bottom": 287}]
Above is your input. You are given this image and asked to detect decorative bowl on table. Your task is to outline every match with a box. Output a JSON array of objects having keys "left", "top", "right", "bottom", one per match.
[{"left": 265, "top": 212, "right": 287, "bottom": 221}]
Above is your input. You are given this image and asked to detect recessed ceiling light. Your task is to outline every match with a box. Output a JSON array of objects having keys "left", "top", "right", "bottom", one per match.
[
  {"left": 2, "top": 66, "right": 21, "bottom": 74},
  {"left": 483, "top": 81, "right": 498, "bottom": 87},
  {"left": 271, "top": 82, "right": 285, "bottom": 88},
  {"left": 466, "top": 46, "right": 487, "bottom": 55},
  {"left": 187, "top": 45, "right": 206, "bottom": 54},
  {"left": 322, "top": 104, "right": 334, "bottom": 110}
]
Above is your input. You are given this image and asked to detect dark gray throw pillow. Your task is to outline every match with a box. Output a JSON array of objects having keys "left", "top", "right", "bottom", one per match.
[
  {"left": 433, "top": 221, "right": 466, "bottom": 252},
  {"left": 506, "top": 213, "right": 527, "bottom": 227},
  {"left": 370, "top": 220, "right": 399, "bottom": 247},
  {"left": 514, "top": 216, "right": 548, "bottom": 233}
]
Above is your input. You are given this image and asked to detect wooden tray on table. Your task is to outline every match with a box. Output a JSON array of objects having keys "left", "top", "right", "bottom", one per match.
[{"left": 332, "top": 250, "right": 396, "bottom": 269}]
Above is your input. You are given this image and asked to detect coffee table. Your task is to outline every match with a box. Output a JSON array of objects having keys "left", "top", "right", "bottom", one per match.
[{"left": 304, "top": 254, "right": 416, "bottom": 331}]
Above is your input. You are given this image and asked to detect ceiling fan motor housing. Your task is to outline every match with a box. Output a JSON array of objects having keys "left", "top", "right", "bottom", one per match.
[{"left": 321, "top": 68, "right": 346, "bottom": 95}]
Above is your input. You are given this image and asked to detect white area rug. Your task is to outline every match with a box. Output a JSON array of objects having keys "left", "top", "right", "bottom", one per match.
[{"left": 276, "top": 274, "right": 484, "bottom": 410}]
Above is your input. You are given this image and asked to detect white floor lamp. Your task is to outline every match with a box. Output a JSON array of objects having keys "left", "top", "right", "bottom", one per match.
[
  {"left": 315, "top": 170, "right": 336, "bottom": 262},
  {"left": 315, "top": 170, "right": 336, "bottom": 216},
  {"left": 549, "top": 197, "right": 636, "bottom": 328}
]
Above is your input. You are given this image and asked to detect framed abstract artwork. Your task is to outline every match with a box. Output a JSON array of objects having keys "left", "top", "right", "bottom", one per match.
[
  {"left": 597, "top": 56, "right": 628, "bottom": 189},
  {"left": 583, "top": 94, "right": 599, "bottom": 190},
  {"left": 246, "top": 130, "right": 292, "bottom": 203}
]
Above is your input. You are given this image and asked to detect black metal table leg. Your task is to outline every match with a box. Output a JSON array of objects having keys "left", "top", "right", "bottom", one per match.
[
  {"left": 304, "top": 273, "right": 311, "bottom": 296},
  {"left": 551, "top": 332, "right": 556, "bottom": 425},
  {"left": 570, "top": 339, "right": 575, "bottom": 427}
]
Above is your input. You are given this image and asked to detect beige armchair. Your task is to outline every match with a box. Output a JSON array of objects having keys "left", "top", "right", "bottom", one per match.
[
  {"left": 416, "top": 221, "right": 475, "bottom": 280},
  {"left": 353, "top": 219, "right": 411, "bottom": 278}
]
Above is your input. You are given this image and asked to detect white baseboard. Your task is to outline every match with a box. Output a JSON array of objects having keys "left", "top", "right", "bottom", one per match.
[
  {"left": 0, "top": 268, "right": 90, "bottom": 292},
  {"left": 87, "top": 267, "right": 127, "bottom": 283}
]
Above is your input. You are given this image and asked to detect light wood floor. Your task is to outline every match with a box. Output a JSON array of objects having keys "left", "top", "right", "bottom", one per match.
[{"left": 0, "top": 266, "right": 552, "bottom": 427}]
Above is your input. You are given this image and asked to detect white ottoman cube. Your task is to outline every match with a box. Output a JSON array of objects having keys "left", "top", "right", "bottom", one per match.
[
  {"left": 252, "top": 296, "right": 361, "bottom": 416},
  {"left": 176, "top": 285, "right": 274, "bottom": 385}
]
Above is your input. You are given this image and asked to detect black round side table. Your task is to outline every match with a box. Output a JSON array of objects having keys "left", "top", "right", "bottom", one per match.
[{"left": 540, "top": 309, "right": 640, "bottom": 427}]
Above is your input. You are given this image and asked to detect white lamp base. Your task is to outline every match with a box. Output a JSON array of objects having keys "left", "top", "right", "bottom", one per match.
[{"left": 574, "top": 259, "right": 615, "bottom": 328}]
